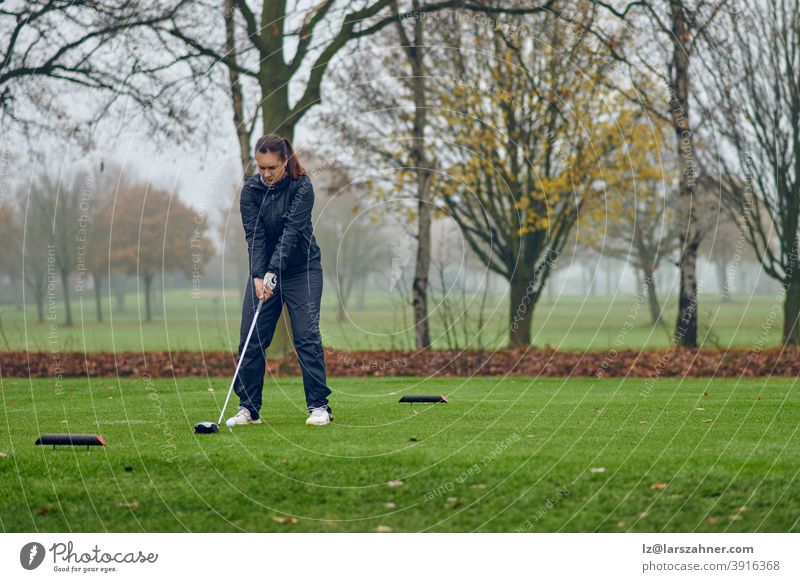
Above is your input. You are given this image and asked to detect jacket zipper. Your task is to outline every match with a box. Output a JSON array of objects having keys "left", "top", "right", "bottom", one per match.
[{"left": 271, "top": 191, "right": 277, "bottom": 230}]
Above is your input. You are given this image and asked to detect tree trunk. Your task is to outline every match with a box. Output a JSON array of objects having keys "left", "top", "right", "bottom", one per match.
[
  {"left": 59, "top": 269, "right": 73, "bottom": 327},
  {"left": 409, "top": 0, "right": 432, "bottom": 349},
  {"left": 783, "top": 272, "right": 800, "bottom": 345},
  {"left": 715, "top": 258, "right": 731, "bottom": 303},
  {"left": 35, "top": 294, "right": 44, "bottom": 324},
  {"left": 643, "top": 267, "right": 661, "bottom": 325},
  {"left": 155, "top": 274, "right": 162, "bottom": 311},
  {"left": 225, "top": 0, "right": 254, "bottom": 178},
  {"left": 94, "top": 274, "right": 103, "bottom": 322},
  {"left": 12, "top": 272, "right": 24, "bottom": 310},
  {"left": 356, "top": 277, "right": 366, "bottom": 309},
  {"left": 675, "top": 239, "right": 700, "bottom": 345},
  {"left": 113, "top": 271, "right": 127, "bottom": 312},
  {"left": 236, "top": 261, "right": 247, "bottom": 304},
  {"left": 143, "top": 271, "right": 153, "bottom": 323},
  {"left": 335, "top": 269, "right": 347, "bottom": 322},
  {"left": 260, "top": 74, "right": 293, "bottom": 140},
  {"left": 740, "top": 263, "right": 751, "bottom": 294},
  {"left": 336, "top": 293, "right": 346, "bottom": 322},
  {"left": 670, "top": 2, "right": 700, "bottom": 348},
  {"left": 508, "top": 273, "right": 536, "bottom": 347}
]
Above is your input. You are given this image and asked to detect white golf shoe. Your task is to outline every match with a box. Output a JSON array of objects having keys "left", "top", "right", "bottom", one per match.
[
  {"left": 227, "top": 407, "right": 262, "bottom": 425},
  {"left": 306, "top": 407, "right": 332, "bottom": 426}
]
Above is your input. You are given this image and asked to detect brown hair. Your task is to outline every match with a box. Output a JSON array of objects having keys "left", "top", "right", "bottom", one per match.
[{"left": 254, "top": 134, "right": 307, "bottom": 180}]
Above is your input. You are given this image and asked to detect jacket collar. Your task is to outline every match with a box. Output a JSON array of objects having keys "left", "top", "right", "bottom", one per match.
[{"left": 258, "top": 172, "right": 291, "bottom": 192}]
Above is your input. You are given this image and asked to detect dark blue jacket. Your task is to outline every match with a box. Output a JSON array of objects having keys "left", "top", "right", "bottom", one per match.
[{"left": 240, "top": 171, "right": 321, "bottom": 279}]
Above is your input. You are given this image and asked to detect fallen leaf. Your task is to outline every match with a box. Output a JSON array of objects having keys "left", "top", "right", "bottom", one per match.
[
  {"left": 650, "top": 483, "right": 668, "bottom": 491},
  {"left": 374, "top": 525, "right": 393, "bottom": 533},
  {"left": 36, "top": 508, "right": 51, "bottom": 516},
  {"left": 445, "top": 496, "right": 464, "bottom": 509},
  {"left": 730, "top": 506, "right": 748, "bottom": 521},
  {"left": 118, "top": 501, "right": 140, "bottom": 510},
  {"left": 755, "top": 394, "right": 761, "bottom": 400},
  {"left": 706, "top": 516, "right": 718, "bottom": 525},
  {"left": 590, "top": 467, "right": 606, "bottom": 474},
  {"left": 386, "top": 480, "right": 404, "bottom": 487},
  {"left": 272, "top": 516, "right": 299, "bottom": 525}
]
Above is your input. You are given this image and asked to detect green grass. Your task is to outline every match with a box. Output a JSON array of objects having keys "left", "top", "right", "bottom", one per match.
[
  {"left": 0, "top": 288, "right": 789, "bottom": 352},
  {"left": 1, "top": 376, "right": 798, "bottom": 532}
]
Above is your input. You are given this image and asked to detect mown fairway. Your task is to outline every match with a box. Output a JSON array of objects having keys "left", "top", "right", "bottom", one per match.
[{"left": 1, "top": 376, "right": 797, "bottom": 532}]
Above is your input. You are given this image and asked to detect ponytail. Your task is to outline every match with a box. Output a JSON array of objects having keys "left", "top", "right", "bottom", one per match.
[{"left": 254, "top": 134, "right": 307, "bottom": 180}]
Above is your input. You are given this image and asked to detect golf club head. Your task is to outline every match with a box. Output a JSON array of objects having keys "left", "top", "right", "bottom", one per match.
[{"left": 194, "top": 422, "right": 219, "bottom": 434}]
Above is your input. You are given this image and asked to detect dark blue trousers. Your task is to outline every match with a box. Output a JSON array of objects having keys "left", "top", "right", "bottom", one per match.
[{"left": 234, "top": 268, "right": 332, "bottom": 420}]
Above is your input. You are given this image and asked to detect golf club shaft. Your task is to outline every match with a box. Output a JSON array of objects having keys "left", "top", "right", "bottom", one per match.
[{"left": 217, "top": 297, "right": 263, "bottom": 426}]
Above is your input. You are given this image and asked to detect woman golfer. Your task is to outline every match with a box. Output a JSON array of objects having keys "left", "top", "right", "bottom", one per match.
[{"left": 228, "top": 134, "right": 333, "bottom": 426}]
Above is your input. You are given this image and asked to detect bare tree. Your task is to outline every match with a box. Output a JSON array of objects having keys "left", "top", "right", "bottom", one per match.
[
  {"left": 697, "top": 178, "right": 753, "bottom": 304},
  {"left": 429, "top": 220, "right": 495, "bottom": 349},
  {"left": 699, "top": 0, "right": 800, "bottom": 344},
  {"left": 315, "top": 186, "right": 388, "bottom": 322},
  {"left": 0, "top": 1, "right": 206, "bottom": 147},
  {"left": 391, "top": 0, "right": 437, "bottom": 349},
  {"left": 15, "top": 178, "right": 55, "bottom": 323},
  {"left": 590, "top": 0, "right": 728, "bottom": 347},
  {"left": 82, "top": 162, "right": 134, "bottom": 322},
  {"left": 582, "top": 109, "right": 681, "bottom": 325},
  {"left": 20, "top": 171, "right": 84, "bottom": 327}
]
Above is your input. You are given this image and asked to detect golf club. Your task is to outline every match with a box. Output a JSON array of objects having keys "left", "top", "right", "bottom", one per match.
[{"left": 194, "top": 296, "right": 264, "bottom": 434}]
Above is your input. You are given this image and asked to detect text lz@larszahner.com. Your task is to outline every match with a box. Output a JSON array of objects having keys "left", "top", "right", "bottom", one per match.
[{"left": 49, "top": 541, "right": 158, "bottom": 572}]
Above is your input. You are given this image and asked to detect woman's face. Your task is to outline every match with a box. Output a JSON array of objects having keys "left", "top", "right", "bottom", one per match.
[{"left": 255, "top": 151, "right": 287, "bottom": 185}]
